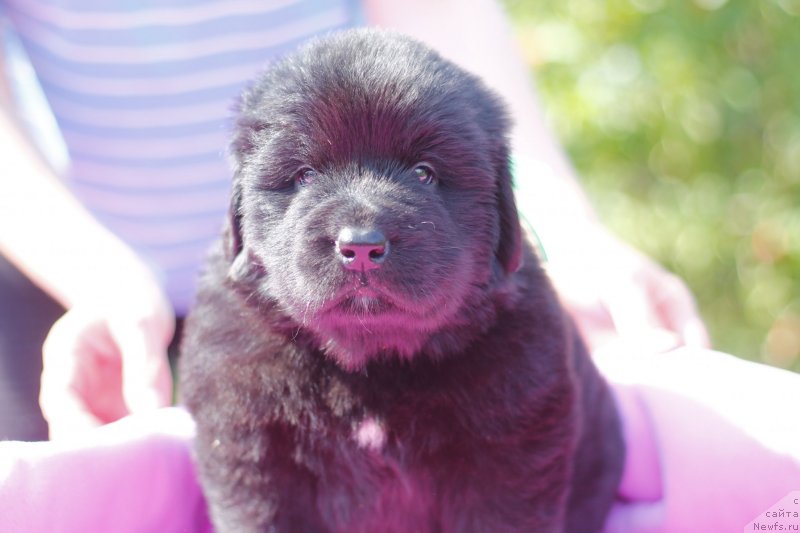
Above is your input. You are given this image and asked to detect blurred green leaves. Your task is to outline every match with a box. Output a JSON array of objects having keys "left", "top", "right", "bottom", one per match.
[{"left": 503, "top": 0, "right": 800, "bottom": 370}]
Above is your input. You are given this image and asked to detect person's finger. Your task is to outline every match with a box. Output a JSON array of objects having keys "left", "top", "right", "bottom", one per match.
[
  {"left": 600, "top": 268, "right": 682, "bottom": 353},
  {"left": 679, "top": 317, "right": 711, "bottom": 348},
  {"left": 40, "top": 312, "right": 105, "bottom": 439},
  {"left": 650, "top": 271, "right": 712, "bottom": 349},
  {"left": 604, "top": 281, "right": 662, "bottom": 338},
  {"left": 43, "top": 393, "right": 105, "bottom": 440},
  {"left": 111, "top": 316, "right": 174, "bottom": 414}
]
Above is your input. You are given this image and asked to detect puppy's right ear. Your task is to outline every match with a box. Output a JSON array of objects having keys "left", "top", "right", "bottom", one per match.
[
  {"left": 224, "top": 95, "right": 269, "bottom": 283},
  {"left": 225, "top": 110, "right": 258, "bottom": 268},
  {"left": 223, "top": 178, "right": 265, "bottom": 284},
  {"left": 222, "top": 180, "right": 243, "bottom": 263}
]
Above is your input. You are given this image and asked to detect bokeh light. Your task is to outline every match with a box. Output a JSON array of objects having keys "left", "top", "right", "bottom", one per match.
[{"left": 503, "top": 0, "right": 800, "bottom": 370}]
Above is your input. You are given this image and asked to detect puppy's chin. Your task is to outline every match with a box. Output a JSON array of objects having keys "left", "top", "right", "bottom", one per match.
[
  {"left": 316, "top": 327, "right": 426, "bottom": 371},
  {"left": 261, "top": 247, "right": 489, "bottom": 370},
  {"left": 305, "top": 287, "right": 499, "bottom": 371},
  {"left": 311, "top": 305, "right": 432, "bottom": 370}
]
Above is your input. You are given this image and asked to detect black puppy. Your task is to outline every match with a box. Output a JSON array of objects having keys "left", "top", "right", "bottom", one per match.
[{"left": 180, "top": 29, "right": 624, "bottom": 533}]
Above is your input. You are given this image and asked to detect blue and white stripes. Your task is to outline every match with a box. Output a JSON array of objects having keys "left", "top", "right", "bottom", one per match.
[{"left": 1, "top": 0, "right": 363, "bottom": 313}]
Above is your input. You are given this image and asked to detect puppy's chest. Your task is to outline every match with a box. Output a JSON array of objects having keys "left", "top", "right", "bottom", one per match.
[
  {"left": 290, "top": 362, "right": 517, "bottom": 499},
  {"left": 317, "top": 371, "right": 470, "bottom": 459},
  {"left": 296, "top": 374, "right": 479, "bottom": 527}
]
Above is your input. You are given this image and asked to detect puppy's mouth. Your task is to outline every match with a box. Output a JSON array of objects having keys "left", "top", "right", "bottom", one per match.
[{"left": 320, "top": 286, "right": 405, "bottom": 320}]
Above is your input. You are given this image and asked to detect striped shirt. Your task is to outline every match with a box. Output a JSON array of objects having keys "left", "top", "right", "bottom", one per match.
[{"left": 1, "top": 0, "right": 364, "bottom": 314}]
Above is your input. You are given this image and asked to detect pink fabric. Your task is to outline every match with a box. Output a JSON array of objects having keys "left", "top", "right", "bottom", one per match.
[
  {"left": 600, "top": 348, "right": 800, "bottom": 532},
  {"left": 0, "top": 408, "right": 211, "bottom": 533},
  {"left": 1, "top": 349, "right": 798, "bottom": 532}
]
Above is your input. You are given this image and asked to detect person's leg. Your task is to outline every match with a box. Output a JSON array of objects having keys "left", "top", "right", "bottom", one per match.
[{"left": 0, "top": 253, "right": 64, "bottom": 441}]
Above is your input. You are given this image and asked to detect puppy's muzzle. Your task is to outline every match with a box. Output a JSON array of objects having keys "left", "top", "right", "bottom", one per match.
[{"left": 335, "top": 227, "right": 389, "bottom": 271}]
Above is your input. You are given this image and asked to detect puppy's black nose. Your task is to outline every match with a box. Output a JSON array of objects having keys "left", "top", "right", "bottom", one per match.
[{"left": 335, "top": 227, "right": 389, "bottom": 271}]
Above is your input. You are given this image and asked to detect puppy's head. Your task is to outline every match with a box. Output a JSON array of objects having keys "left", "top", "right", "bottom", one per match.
[{"left": 226, "top": 29, "right": 522, "bottom": 369}]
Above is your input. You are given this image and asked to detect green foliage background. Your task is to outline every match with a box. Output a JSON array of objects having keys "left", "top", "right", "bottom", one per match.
[{"left": 502, "top": 0, "right": 800, "bottom": 371}]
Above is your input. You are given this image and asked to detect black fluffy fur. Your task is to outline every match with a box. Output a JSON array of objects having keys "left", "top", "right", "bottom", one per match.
[{"left": 180, "top": 29, "right": 624, "bottom": 533}]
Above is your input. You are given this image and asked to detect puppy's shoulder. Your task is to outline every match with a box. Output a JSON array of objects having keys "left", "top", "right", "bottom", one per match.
[{"left": 179, "top": 246, "right": 317, "bottom": 414}]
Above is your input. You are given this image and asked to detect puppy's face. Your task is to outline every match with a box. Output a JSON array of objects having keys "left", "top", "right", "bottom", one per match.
[{"left": 227, "top": 30, "right": 521, "bottom": 369}]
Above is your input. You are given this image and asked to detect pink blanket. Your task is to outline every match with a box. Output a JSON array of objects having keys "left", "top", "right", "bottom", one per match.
[{"left": 1, "top": 348, "right": 798, "bottom": 532}]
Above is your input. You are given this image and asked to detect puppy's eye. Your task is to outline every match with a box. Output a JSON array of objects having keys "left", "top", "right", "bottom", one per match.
[
  {"left": 413, "top": 164, "right": 436, "bottom": 185},
  {"left": 295, "top": 167, "right": 318, "bottom": 186}
]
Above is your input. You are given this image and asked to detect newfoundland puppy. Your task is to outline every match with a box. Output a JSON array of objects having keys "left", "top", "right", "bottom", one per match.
[{"left": 180, "top": 29, "right": 624, "bottom": 533}]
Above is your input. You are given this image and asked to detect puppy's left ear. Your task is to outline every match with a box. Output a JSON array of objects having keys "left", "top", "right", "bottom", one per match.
[{"left": 496, "top": 159, "right": 523, "bottom": 274}]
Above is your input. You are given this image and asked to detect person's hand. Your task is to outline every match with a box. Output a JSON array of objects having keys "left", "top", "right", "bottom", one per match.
[
  {"left": 538, "top": 223, "right": 711, "bottom": 355},
  {"left": 40, "top": 276, "right": 175, "bottom": 439}
]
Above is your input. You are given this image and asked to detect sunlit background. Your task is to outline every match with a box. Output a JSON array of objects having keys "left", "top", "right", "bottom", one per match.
[{"left": 502, "top": 0, "right": 800, "bottom": 371}]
